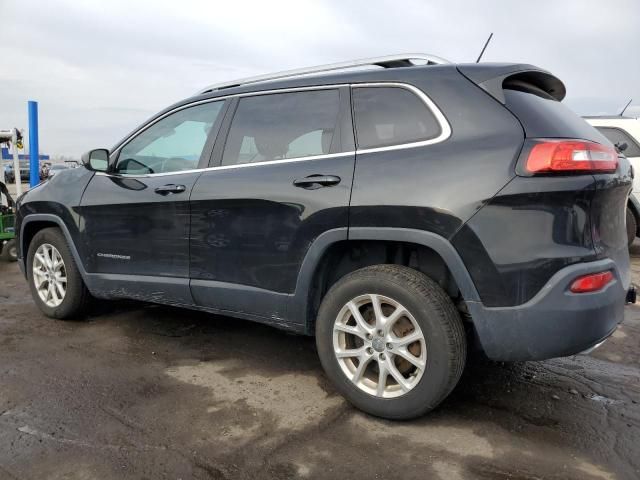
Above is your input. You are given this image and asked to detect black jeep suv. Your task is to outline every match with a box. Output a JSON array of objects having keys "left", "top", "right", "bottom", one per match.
[{"left": 15, "top": 54, "right": 634, "bottom": 419}]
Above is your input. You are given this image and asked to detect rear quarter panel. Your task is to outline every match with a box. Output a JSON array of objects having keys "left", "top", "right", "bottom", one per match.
[{"left": 349, "top": 69, "right": 524, "bottom": 238}]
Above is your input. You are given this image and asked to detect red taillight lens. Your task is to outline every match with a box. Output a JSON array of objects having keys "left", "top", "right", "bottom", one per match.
[
  {"left": 525, "top": 140, "right": 618, "bottom": 174},
  {"left": 569, "top": 271, "right": 614, "bottom": 293}
]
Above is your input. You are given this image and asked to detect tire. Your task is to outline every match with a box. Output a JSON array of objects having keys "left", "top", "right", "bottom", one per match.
[
  {"left": 315, "top": 264, "right": 466, "bottom": 420},
  {"left": 0, "top": 238, "right": 17, "bottom": 262},
  {"left": 626, "top": 207, "right": 637, "bottom": 247},
  {"left": 26, "top": 227, "right": 90, "bottom": 319}
]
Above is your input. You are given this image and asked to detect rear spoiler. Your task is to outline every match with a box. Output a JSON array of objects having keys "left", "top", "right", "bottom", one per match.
[{"left": 457, "top": 63, "right": 566, "bottom": 104}]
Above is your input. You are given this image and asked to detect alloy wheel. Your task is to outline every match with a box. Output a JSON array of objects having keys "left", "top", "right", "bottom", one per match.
[
  {"left": 32, "top": 243, "right": 67, "bottom": 308},
  {"left": 332, "top": 294, "right": 426, "bottom": 398}
]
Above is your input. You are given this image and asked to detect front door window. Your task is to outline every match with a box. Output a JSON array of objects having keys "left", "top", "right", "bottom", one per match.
[{"left": 117, "top": 101, "right": 224, "bottom": 175}]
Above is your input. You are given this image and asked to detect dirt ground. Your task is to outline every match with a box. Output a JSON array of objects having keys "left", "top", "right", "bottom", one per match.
[{"left": 1, "top": 246, "right": 639, "bottom": 480}]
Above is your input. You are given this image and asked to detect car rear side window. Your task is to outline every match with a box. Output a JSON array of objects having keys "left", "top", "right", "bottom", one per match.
[
  {"left": 502, "top": 89, "right": 609, "bottom": 144},
  {"left": 352, "top": 86, "right": 441, "bottom": 150},
  {"left": 221, "top": 89, "right": 341, "bottom": 166},
  {"left": 594, "top": 127, "right": 640, "bottom": 157}
]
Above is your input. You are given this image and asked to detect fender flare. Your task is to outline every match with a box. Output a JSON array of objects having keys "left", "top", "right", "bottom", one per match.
[
  {"left": 19, "top": 214, "right": 89, "bottom": 282},
  {"left": 290, "top": 227, "right": 481, "bottom": 332}
]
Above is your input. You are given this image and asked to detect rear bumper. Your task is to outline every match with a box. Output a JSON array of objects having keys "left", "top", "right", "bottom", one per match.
[{"left": 467, "top": 258, "right": 628, "bottom": 361}]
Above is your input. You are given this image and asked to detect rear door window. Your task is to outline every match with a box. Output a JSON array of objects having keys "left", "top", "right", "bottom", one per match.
[
  {"left": 351, "top": 86, "right": 442, "bottom": 149},
  {"left": 594, "top": 127, "right": 640, "bottom": 157},
  {"left": 221, "top": 90, "right": 341, "bottom": 166}
]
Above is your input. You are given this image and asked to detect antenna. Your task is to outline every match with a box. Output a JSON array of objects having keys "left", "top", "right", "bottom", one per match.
[
  {"left": 476, "top": 33, "right": 494, "bottom": 63},
  {"left": 620, "top": 98, "right": 633, "bottom": 116}
]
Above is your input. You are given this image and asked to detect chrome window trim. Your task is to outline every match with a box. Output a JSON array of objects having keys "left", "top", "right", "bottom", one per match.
[
  {"left": 96, "top": 152, "right": 355, "bottom": 178},
  {"left": 104, "top": 82, "right": 450, "bottom": 178}
]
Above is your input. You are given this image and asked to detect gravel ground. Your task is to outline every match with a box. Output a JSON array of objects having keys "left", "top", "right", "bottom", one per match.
[{"left": 1, "top": 246, "right": 639, "bottom": 479}]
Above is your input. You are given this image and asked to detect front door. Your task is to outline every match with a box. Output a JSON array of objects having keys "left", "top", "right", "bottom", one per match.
[
  {"left": 189, "top": 87, "right": 355, "bottom": 320},
  {"left": 80, "top": 100, "right": 227, "bottom": 304}
]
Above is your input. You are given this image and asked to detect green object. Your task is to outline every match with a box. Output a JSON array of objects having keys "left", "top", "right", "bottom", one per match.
[
  {"left": 0, "top": 211, "right": 17, "bottom": 262},
  {"left": 0, "top": 211, "right": 15, "bottom": 240}
]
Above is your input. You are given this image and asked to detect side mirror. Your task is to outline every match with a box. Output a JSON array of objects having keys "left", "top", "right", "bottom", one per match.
[{"left": 81, "top": 148, "right": 110, "bottom": 172}]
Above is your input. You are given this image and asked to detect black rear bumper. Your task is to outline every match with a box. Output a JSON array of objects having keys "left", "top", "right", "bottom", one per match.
[{"left": 468, "top": 258, "right": 628, "bottom": 361}]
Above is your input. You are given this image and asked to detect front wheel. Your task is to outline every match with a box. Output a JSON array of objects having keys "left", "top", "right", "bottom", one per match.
[
  {"left": 27, "top": 227, "right": 90, "bottom": 319},
  {"left": 315, "top": 264, "right": 466, "bottom": 420}
]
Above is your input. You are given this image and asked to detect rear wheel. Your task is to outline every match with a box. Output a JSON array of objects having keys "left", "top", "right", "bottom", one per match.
[
  {"left": 27, "top": 227, "right": 90, "bottom": 319},
  {"left": 315, "top": 264, "right": 466, "bottom": 420},
  {"left": 626, "top": 206, "right": 637, "bottom": 247},
  {"left": 0, "top": 239, "right": 17, "bottom": 262}
]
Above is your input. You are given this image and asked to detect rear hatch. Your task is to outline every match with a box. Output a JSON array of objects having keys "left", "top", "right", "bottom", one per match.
[{"left": 459, "top": 64, "right": 632, "bottom": 299}]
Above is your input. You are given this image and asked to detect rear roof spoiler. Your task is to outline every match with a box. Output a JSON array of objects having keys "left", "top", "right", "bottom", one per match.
[{"left": 457, "top": 63, "right": 566, "bottom": 103}]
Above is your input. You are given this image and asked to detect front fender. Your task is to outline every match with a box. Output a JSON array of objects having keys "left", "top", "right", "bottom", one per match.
[{"left": 18, "top": 213, "right": 90, "bottom": 284}]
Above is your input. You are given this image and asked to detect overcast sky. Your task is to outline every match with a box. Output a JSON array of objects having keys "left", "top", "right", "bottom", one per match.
[{"left": 0, "top": 0, "right": 639, "bottom": 157}]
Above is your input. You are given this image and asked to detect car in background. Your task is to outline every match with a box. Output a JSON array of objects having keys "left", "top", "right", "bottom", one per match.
[
  {"left": 585, "top": 116, "right": 640, "bottom": 246},
  {"left": 2, "top": 162, "right": 13, "bottom": 183},
  {"left": 4, "top": 161, "right": 31, "bottom": 183},
  {"left": 40, "top": 162, "right": 51, "bottom": 180},
  {"left": 47, "top": 163, "right": 70, "bottom": 179}
]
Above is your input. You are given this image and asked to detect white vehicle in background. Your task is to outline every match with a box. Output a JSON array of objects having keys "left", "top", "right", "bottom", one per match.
[{"left": 585, "top": 115, "right": 640, "bottom": 246}]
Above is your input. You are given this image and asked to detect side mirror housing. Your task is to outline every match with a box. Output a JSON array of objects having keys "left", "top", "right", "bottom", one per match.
[{"left": 81, "top": 149, "right": 110, "bottom": 172}]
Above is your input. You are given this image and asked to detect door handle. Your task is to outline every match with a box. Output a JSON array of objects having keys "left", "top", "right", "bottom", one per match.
[
  {"left": 293, "top": 175, "right": 341, "bottom": 190},
  {"left": 154, "top": 184, "right": 186, "bottom": 195}
]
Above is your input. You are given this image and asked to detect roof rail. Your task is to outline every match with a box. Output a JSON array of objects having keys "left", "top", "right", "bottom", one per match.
[{"left": 197, "top": 53, "right": 451, "bottom": 95}]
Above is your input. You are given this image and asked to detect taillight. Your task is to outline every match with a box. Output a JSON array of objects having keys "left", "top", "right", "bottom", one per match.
[
  {"left": 569, "top": 271, "right": 614, "bottom": 293},
  {"left": 524, "top": 139, "right": 618, "bottom": 174}
]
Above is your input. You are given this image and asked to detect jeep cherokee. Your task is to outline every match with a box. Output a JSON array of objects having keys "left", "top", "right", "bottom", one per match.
[{"left": 14, "top": 54, "right": 635, "bottom": 419}]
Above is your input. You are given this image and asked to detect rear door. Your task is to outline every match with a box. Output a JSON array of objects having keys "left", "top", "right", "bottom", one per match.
[
  {"left": 80, "top": 100, "right": 227, "bottom": 304},
  {"left": 189, "top": 87, "right": 355, "bottom": 320}
]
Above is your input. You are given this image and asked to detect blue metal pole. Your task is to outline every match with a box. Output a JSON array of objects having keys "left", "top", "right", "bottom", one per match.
[{"left": 28, "top": 101, "right": 39, "bottom": 187}]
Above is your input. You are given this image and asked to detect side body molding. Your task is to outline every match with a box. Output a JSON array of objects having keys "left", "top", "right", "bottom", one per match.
[{"left": 19, "top": 219, "right": 482, "bottom": 339}]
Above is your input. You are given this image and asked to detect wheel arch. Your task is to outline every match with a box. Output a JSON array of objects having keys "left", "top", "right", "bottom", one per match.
[
  {"left": 20, "top": 214, "right": 89, "bottom": 282},
  {"left": 292, "top": 227, "right": 481, "bottom": 334}
]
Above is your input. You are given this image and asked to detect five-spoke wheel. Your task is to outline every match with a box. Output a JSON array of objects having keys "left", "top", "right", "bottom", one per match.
[
  {"left": 333, "top": 294, "right": 426, "bottom": 398},
  {"left": 32, "top": 243, "right": 67, "bottom": 307},
  {"left": 27, "top": 227, "right": 90, "bottom": 319},
  {"left": 316, "top": 264, "right": 466, "bottom": 420}
]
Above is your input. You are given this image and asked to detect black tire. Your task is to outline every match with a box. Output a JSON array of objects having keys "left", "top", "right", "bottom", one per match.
[
  {"left": 315, "top": 264, "right": 466, "bottom": 420},
  {"left": 26, "top": 227, "right": 90, "bottom": 319},
  {"left": 1, "top": 239, "right": 17, "bottom": 262},
  {"left": 626, "top": 207, "right": 637, "bottom": 247}
]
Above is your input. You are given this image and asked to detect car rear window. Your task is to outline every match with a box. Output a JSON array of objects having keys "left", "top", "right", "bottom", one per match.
[
  {"left": 503, "top": 88, "right": 609, "bottom": 144},
  {"left": 594, "top": 127, "right": 640, "bottom": 157},
  {"left": 352, "top": 86, "right": 441, "bottom": 150}
]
